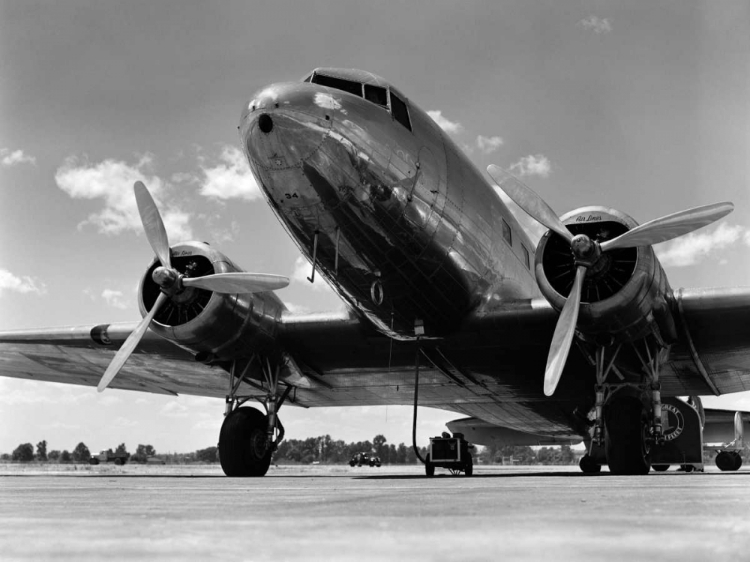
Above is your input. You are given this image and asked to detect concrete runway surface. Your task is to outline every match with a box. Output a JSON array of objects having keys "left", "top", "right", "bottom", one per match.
[{"left": 1, "top": 464, "right": 749, "bottom": 561}]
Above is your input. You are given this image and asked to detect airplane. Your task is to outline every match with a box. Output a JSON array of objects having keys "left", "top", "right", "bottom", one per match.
[{"left": 1, "top": 67, "right": 749, "bottom": 477}]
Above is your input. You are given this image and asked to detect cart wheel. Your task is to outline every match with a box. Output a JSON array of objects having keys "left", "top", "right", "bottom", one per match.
[{"left": 425, "top": 454, "right": 435, "bottom": 477}]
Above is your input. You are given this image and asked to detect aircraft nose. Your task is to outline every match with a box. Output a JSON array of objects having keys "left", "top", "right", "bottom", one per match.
[{"left": 241, "top": 82, "right": 333, "bottom": 171}]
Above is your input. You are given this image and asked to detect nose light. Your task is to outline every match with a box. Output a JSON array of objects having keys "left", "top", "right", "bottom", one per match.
[{"left": 258, "top": 113, "right": 273, "bottom": 134}]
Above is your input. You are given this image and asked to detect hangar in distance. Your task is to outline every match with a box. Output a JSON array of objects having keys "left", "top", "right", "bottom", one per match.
[{"left": 1, "top": 68, "right": 749, "bottom": 476}]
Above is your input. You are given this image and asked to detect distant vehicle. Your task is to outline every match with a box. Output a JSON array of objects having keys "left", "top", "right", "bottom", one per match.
[
  {"left": 89, "top": 450, "right": 129, "bottom": 466},
  {"left": 349, "top": 452, "right": 381, "bottom": 467}
]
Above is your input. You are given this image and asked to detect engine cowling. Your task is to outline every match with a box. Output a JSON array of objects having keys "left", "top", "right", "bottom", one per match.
[
  {"left": 138, "top": 241, "right": 283, "bottom": 359},
  {"left": 535, "top": 206, "right": 674, "bottom": 345}
]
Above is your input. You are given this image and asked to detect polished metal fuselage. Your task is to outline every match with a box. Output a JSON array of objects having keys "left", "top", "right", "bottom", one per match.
[{"left": 240, "top": 76, "right": 539, "bottom": 339}]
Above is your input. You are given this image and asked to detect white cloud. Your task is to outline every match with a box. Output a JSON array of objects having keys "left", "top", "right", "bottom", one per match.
[
  {"left": 283, "top": 301, "right": 312, "bottom": 314},
  {"left": 112, "top": 416, "right": 138, "bottom": 428},
  {"left": 1, "top": 148, "right": 36, "bottom": 167},
  {"left": 0, "top": 380, "right": 92, "bottom": 405},
  {"left": 160, "top": 401, "right": 189, "bottom": 417},
  {"left": 427, "top": 110, "right": 463, "bottom": 134},
  {"left": 476, "top": 135, "right": 504, "bottom": 154},
  {"left": 199, "top": 214, "right": 240, "bottom": 244},
  {"left": 655, "top": 223, "right": 749, "bottom": 267},
  {"left": 291, "top": 256, "right": 337, "bottom": 293},
  {"left": 509, "top": 154, "right": 551, "bottom": 178},
  {"left": 55, "top": 154, "right": 193, "bottom": 240},
  {"left": 0, "top": 268, "right": 47, "bottom": 296},
  {"left": 101, "top": 289, "right": 129, "bottom": 310},
  {"left": 579, "top": 16, "right": 612, "bottom": 34},
  {"left": 171, "top": 171, "right": 199, "bottom": 184},
  {"left": 199, "top": 145, "right": 262, "bottom": 201}
]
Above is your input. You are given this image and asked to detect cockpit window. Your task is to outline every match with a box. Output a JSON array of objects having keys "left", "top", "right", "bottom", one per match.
[
  {"left": 364, "top": 84, "right": 388, "bottom": 108},
  {"left": 390, "top": 92, "right": 412, "bottom": 131},
  {"left": 311, "top": 73, "right": 363, "bottom": 97}
]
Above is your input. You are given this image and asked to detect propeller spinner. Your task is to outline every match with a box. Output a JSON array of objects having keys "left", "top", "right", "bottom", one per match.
[
  {"left": 487, "top": 165, "right": 733, "bottom": 396},
  {"left": 97, "top": 181, "right": 290, "bottom": 392}
]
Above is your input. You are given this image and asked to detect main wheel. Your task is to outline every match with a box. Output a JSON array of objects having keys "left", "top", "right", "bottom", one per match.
[
  {"left": 219, "top": 407, "right": 273, "bottom": 477},
  {"left": 652, "top": 464, "right": 670, "bottom": 472},
  {"left": 579, "top": 454, "right": 602, "bottom": 474},
  {"left": 604, "top": 397, "right": 651, "bottom": 475}
]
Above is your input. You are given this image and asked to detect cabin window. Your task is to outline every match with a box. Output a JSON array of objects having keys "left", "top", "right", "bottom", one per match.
[
  {"left": 521, "top": 244, "right": 530, "bottom": 269},
  {"left": 311, "top": 73, "right": 363, "bottom": 97},
  {"left": 390, "top": 92, "right": 412, "bottom": 131},
  {"left": 364, "top": 84, "right": 388, "bottom": 108},
  {"left": 502, "top": 219, "right": 512, "bottom": 246}
]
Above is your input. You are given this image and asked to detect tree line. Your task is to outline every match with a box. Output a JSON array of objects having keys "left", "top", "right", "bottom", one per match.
[
  {"left": 3, "top": 437, "right": 590, "bottom": 466},
  {"left": 3, "top": 441, "right": 160, "bottom": 464}
]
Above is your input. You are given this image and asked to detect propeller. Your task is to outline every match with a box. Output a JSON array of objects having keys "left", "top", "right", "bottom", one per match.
[
  {"left": 97, "top": 181, "right": 290, "bottom": 392},
  {"left": 487, "top": 165, "right": 733, "bottom": 396}
]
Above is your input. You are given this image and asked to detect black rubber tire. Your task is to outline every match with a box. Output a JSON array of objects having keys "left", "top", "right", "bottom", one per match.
[
  {"left": 219, "top": 407, "right": 273, "bottom": 477},
  {"left": 716, "top": 451, "right": 734, "bottom": 471},
  {"left": 652, "top": 464, "right": 670, "bottom": 472},
  {"left": 465, "top": 454, "right": 473, "bottom": 477},
  {"left": 579, "top": 454, "right": 602, "bottom": 474},
  {"left": 604, "top": 397, "right": 651, "bottom": 475},
  {"left": 114, "top": 458, "right": 124, "bottom": 466},
  {"left": 425, "top": 454, "right": 435, "bottom": 477}
]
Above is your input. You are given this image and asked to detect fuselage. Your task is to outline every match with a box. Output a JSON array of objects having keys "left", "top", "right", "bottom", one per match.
[{"left": 240, "top": 68, "right": 540, "bottom": 339}]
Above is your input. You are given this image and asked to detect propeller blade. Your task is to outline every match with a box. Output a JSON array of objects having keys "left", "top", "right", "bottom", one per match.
[
  {"left": 134, "top": 181, "right": 172, "bottom": 269},
  {"left": 181, "top": 272, "right": 290, "bottom": 294},
  {"left": 544, "top": 266, "right": 586, "bottom": 397},
  {"left": 487, "top": 165, "right": 574, "bottom": 245},
  {"left": 600, "top": 202, "right": 733, "bottom": 252},
  {"left": 97, "top": 291, "right": 169, "bottom": 392}
]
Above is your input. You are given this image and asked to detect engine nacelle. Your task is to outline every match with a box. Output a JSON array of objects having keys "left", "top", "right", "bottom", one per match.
[
  {"left": 138, "top": 241, "right": 284, "bottom": 360},
  {"left": 535, "top": 206, "right": 675, "bottom": 345}
]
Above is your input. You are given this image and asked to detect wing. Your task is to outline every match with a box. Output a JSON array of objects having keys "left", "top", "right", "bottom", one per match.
[
  {"left": 702, "top": 407, "right": 749, "bottom": 445},
  {"left": 664, "top": 287, "right": 750, "bottom": 395},
  {"left": 0, "top": 323, "right": 248, "bottom": 398},
  {"left": 2, "top": 286, "right": 750, "bottom": 440}
]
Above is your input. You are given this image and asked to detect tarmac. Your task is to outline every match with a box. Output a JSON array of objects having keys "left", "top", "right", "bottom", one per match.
[{"left": 1, "top": 464, "right": 750, "bottom": 561}]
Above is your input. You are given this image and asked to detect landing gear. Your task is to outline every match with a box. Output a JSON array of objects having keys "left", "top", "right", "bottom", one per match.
[
  {"left": 579, "top": 454, "right": 601, "bottom": 474},
  {"left": 605, "top": 396, "right": 651, "bottom": 475},
  {"left": 716, "top": 451, "right": 743, "bottom": 471},
  {"left": 219, "top": 407, "right": 272, "bottom": 476},
  {"left": 652, "top": 464, "right": 670, "bottom": 472},
  {"left": 585, "top": 337, "right": 674, "bottom": 475},
  {"left": 218, "top": 355, "right": 289, "bottom": 477}
]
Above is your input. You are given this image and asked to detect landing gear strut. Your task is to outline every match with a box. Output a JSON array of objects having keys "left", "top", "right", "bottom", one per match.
[
  {"left": 585, "top": 337, "right": 671, "bottom": 475},
  {"left": 218, "top": 355, "right": 289, "bottom": 477}
]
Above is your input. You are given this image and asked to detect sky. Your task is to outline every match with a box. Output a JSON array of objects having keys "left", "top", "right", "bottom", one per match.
[{"left": 1, "top": 0, "right": 749, "bottom": 455}]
